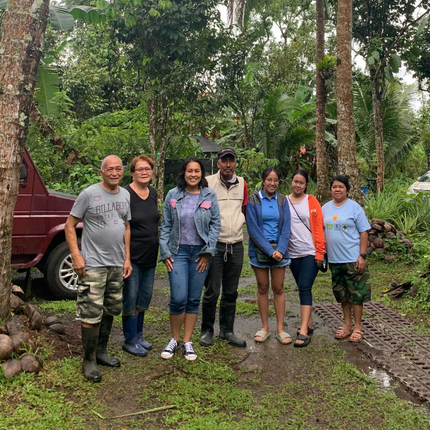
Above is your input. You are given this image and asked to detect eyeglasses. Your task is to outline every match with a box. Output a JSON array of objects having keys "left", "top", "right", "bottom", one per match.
[
  {"left": 265, "top": 178, "right": 279, "bottom": 183},
  {"left": 135, "top": 168, "right": 153, "bottom": 174}
]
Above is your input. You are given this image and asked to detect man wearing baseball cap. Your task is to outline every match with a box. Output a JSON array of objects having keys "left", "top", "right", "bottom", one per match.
[{"left": 200, "top": 147, "right": 248, "bottom": 348}]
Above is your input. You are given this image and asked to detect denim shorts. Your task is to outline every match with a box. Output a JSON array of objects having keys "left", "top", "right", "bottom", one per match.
[
  {"left": 122, "top": 262, "right": 155, "bottom": 314},
  {"left": 168, "top": 245, "right": 210, "bottom": 315},
  {"left": 249, "top": 255, "right": 290, "bottom": 269}
]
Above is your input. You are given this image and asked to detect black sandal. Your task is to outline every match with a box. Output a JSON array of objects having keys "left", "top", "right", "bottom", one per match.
[
  {"left": 294, "top": 334, "right": 311, "bottom": 348},
  {"left": 296, "top": 327, "right": 314, "bottom": 336}
]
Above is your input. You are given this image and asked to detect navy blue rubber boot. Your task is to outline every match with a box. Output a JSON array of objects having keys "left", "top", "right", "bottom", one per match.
[
  {"left": 122, "top": 315, "right": 147, "bottom": 357},
  {"left": 137, "top": 312, "right": 153, "bottom": 350}
]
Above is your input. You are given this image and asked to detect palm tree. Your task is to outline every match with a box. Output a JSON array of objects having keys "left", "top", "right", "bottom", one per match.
[
  {"left": 354, "top": 80, "right": 418, "bottom": 173},
  {"left": 315, "top": 0, "right": 330, "bottom": 202},
  {"left": 336, "top": 0, "right": 361, "bottom": 201}
]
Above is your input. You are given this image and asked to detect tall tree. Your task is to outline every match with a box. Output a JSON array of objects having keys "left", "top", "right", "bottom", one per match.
[
  {"left": 0, "top": 0, "right": 50, "bottom": 318},
  {"left": 315, "top": 0, "right": 330, "bottom": 202},
  {"left": 336, "top": 0, "right": 361, "bottom": 201},
  {"left": 100, "top": 0, "right": 222, "bottom": 200},
  {"left": 352, "top": 0, "right": 430, "bottom": 191}
]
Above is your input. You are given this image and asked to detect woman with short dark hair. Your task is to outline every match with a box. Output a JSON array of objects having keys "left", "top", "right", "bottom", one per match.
[
  {"left": 159, "top": 158, "right": 221, "bottom": 361},
  {"left": 322, "top": 176, "right": 371, "bottom": 343},
  {"left": 246, "top": 167, "right": 292, "bottom": 344}
]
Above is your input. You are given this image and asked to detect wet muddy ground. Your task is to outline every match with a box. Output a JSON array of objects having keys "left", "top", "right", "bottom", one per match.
[{"left": 8, "top": 269, "right": 430, "bottom": 429}]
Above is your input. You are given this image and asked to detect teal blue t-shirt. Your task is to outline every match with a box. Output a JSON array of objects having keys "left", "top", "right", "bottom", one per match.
[{"left": 322, "top": 199, "right": 370, "bottom": 263}]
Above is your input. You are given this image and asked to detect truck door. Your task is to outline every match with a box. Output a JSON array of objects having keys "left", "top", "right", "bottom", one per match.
[{"left": 12, "top": 152, "right": 35, "bottom": 259}]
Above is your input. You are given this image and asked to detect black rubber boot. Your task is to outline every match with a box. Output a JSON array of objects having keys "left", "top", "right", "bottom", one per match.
[
  {"left": 219, "top": 304, "right": 246, "bottom": 348},
  {"left": 96, "top": 315, "right": 121, "bottom": 367},
  {"left": 81, "top": 325, "right": 102, "bottom": 383},
  {"left": 200, "top": 304, "right": 217, "bottom": 347}
]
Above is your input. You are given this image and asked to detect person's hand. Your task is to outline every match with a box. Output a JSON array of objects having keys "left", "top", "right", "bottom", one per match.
[
  {"left": 272, "top": 251, "right": 283, "bottom": 262},
  {"left": 123, "top": 259, "right": 132, "bottom": 278},
  {"left": 196, "top": 253, "right": 211, "bottom": 273},
  {"left": 164, "top": 257, "right": 174, "bottom": 272},
  {"left": 315, "top": 259, "right": 323, "bottom": 268},
  {"left": 356, "top": 256, "right": 366, "bottom": 273},
  {"left": 72, "top": 254, "right": 86, "bottom": 278}
]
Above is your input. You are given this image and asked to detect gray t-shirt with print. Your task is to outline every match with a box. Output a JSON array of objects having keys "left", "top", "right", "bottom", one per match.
[{"left": 70, "top": 184, "right": 131, "bottom": 269}]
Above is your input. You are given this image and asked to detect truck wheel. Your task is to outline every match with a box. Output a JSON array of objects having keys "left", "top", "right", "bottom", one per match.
[{"left": 45, "top": 241, "right": 80, "bottom": 300}]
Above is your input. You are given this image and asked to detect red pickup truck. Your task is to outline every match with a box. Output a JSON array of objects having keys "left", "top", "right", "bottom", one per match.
[{"left": 12, "top": 148, "right": 81, "bottom": 299}]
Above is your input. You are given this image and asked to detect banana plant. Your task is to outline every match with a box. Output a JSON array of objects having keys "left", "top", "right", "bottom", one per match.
[{"left": 0, "top": 0, "right": 103, "bottom": 31}]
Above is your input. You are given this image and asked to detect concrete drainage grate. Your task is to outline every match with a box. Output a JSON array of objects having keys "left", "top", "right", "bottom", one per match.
[{"left": 314, "top": 302, "right": 430, "bottom": 402}]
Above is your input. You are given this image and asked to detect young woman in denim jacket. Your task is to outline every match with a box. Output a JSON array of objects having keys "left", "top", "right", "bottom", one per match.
[
  {"left": 246, "top": 167, "right": 292, "bottom": 345},
  {"left": 159, "top": 157, "right": 221, "bottom": 361}
]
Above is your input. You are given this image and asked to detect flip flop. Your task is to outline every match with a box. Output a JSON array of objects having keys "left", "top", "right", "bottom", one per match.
[
  {"left": 254, "top": 330, "right": 270, "bottom": 342},
  {"left": 294, "top": 334, "right": 311, "bottom": 348},
  {"left": 349, "top": 331, "right": 363, "bottom": 343},
  {"left": 276, "top": 332, "right": 292, "bottom": 345},
  {"left": 334, "top": 327, "right": 352, "bottom": 339}
]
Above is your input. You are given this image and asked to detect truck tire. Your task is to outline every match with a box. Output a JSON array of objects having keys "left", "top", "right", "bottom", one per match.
[{"left": 45, "top": 241, "right": 80, "bottom": 300}]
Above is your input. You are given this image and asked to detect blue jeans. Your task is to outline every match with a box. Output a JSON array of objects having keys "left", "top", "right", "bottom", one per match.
[
  {"left": 289, "top": 255, "right": 319, "bottom": 306},
  {"left": 168, "top": 245, "right": 210, "bottom": 315},
  {"left": 122, "top": 263, "right": 155, "bottom": 314}
]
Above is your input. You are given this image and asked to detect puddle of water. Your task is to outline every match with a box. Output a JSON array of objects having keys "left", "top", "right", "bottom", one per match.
[{"left": 340, "top": 343, "right": 428, "bottom": 407}]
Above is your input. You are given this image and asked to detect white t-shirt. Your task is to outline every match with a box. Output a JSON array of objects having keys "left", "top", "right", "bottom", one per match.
[{"left": 287, "top": 195, "right": 316, "bottom": 258}]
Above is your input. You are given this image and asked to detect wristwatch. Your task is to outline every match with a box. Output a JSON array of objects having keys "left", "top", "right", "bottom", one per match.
[{"left": 359, "top": 253, "right": 367, "bottom": 259}]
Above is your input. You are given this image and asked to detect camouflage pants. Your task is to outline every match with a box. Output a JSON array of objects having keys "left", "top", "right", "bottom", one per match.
[
  {"left": 329, "top": 262, "right": 371, "bottom": 305},
  {"left": 76, "top": 267, "right": 123, "bottom": 324}
]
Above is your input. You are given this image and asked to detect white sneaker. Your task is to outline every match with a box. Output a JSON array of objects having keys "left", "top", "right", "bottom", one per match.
[
  {"left": 161, "top": 338, "right": 179, "bottom": 360},
  {"left": 182, "top": 341, "right": 197, "bottom": 361}
]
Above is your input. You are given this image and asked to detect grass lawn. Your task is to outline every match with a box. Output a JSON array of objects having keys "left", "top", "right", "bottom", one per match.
[{"left": 3, "top": 256, "right": 430, "bottom": 429}]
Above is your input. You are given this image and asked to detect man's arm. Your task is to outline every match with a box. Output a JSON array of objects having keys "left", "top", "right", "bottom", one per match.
[
  {"left": 123, "top": 221, "right": 132, "bottom": 278},
  {"left": 65, "top": 214, "right": 86, "bottom": 278}
]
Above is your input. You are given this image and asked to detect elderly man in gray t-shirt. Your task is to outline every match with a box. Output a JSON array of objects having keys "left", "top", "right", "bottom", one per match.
[{"left": 65, "top": 155, "right": 132, "bottom": 383}]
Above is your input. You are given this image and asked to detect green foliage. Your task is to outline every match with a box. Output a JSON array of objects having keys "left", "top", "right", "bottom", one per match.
[
  {"left": 235, "top": 148, "right": 278, "bottom": 191},
  {"left": 316, "top": 54, "right": 336, "bottom": 70},
  {"left": 364, "top": 185, "right": 430, "bottom": 236},
  {"left": 26, "top": 103, "right": 150, "bottom": 193},
  {"left": 354, "top": 76, "right": 418, "bottom": 175}
]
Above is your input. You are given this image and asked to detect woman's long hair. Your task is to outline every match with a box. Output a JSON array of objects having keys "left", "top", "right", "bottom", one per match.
[{"left": 176, "top": 157, "right": 208, "bottom": 190}]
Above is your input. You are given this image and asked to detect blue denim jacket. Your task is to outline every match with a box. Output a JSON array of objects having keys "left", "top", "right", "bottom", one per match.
[{"left": 159, "top": 187, "right": 221, "bottom": 261}]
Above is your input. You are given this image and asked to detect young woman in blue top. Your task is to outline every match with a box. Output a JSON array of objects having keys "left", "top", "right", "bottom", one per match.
[
  {"left": 246, "top": 167, "right": 291, "bottom": 344},
  {"left": 322, "top": 176, "right": 371, "bottom": 343},
  {"left": 159, "top": 158, "right": 221, "bottom": 361}
]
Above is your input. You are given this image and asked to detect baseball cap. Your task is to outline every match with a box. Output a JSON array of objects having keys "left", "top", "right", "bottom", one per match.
[{"left": 217, "top": 147, "right": 237, "bottom": 160}]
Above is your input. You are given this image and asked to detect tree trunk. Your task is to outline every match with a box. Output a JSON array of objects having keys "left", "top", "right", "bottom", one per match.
[
  {"left": 336, "top": 0, "right": 361, "bottom": 202},
  {"left": 315, "top": 0, "right": 331, "bottom": 203},
  {"left": 147, "top": 95, "right": 158, "bottom": 160},
  {"left": 156, "top": 93, "right": 169, "bottom": 203},
  {"left": 371, "top": 73, "right": 385, "bottom": 192},
  {"left": 0, "top": 0, "right": 50, "bottom": 319}
]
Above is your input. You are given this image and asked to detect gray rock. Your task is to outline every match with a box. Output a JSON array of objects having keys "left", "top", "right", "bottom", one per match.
[
  {"left": 48, "top": 323, "right": 65, "bottom": 335},
  {"left": 44, "top": 315, "right": 61, "bottom": 326}
]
